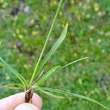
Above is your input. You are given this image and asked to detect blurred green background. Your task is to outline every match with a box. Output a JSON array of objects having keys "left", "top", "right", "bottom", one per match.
[{"left": 0, "top": 0, "right": 110, "bottom": 109}]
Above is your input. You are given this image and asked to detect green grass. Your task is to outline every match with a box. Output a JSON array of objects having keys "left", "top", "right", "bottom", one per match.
[{"left": 0, "top": 0, "right": 110, "bottom": 109}]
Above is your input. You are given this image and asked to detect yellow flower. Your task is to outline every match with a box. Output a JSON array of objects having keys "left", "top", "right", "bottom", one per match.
[
  {"left": 30, "top": 19, "right": 35, "bottom": 24},
  {"left": 6, "top": 76, "right": 10, "bottom": 80},
  {"left": 24, "top": 64, "right": 28, "bottom": 69},
  {"left": 12, "top": 33, "right": 16, "bottom": 37},
  {"left": 79, "top": 2, "right": 82, "bottom": 7},
  {"left": 53, "top": 1, "right": 57, "bottom": 5},
  {"left": 70, "top": 0, "right": 74, "bottom": 5},
  {"left": 32, "top": 31, "right": 37, "bottom": 36},
  {"left": 16, "top": 29, "right": 20, "bottom": 34},
  {"left": 91, "top": 90, "right": 95, "bottom": 94},
  {"left": 84, "top": 91, "right": 87, "bottom": 95},
  {"left": 94, "top": 7, "right": 99, "bottom": 12},
  {"left": 97, "top": 38, "right": 101, "bottom": 43},
  {"left": 78, "top": 78, "right": 82, "bottom": 85},
  {"left": 84, "top": 49, "right": 88, "bottom": 53},
  {"left": 19, "top": 35, "right": 23, "bottom": 39},
  {"left": 35, "top": 25, "right": 39, "bottom": 28},
  {"left": 89, "top": 25, "right": 95, "bottom": 30},
  {"left": 2, "top": 2, "right": 7, "bottom": 8},
  {"left": 59, "top": 11, "right": 62, "bottom": 16},
  {"left": 102, "top": 49, "right": 105, "bottom": 53},
  {"left": 2, "top": 4, "right": 6, "bottom": 8},
  {"left": 74, "top": 53, "right": 77, "bottom": 57},
  {"left": 89, "top": 38, "right": 93, "bottom": 42},
  {"left": 13, "top": 45, "right": 17, "bottom": 49},
  {"left": 94, "top": 3, "right": 99, "bottom": 12}
]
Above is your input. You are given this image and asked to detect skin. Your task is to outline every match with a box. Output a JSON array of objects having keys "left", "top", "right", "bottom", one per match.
[
  {"left": 15, "top": 103, "right": 40, "bottom": 110},
  {"left": 0, "top": 93, "right": 42, "bottom": 110}
]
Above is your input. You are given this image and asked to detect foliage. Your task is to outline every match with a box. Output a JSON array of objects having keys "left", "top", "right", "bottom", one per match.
[{"left": 0, "top": 0, "right": 110, "bottom": 109}]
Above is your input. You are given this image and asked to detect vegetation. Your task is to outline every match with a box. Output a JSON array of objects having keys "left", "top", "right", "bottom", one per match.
[{"left": 0, "top": 0, "right": 110, "bottom": 109}]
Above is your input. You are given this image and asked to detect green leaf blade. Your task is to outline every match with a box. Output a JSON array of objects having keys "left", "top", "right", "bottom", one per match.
[
  {"left": 35, "top": 66, "right": 60, "bottom": 86},
  {"left": 0, "top": 57, "right": 27, "bottom": 89},
  {"left": 30, "top": 0, "right": 64, "bottom": 85},
  {"left": 40, "top": 87, "right": 108, "bottom": 109},
  {"left": 58, "top": 57, "right": 88, "bottom": 71},
  {"left": 35, "top": 23, "right": 68, "bottom": 80},
  {"left": 38, "top": 87, "right": 64, "bottom": 99},
  {"left": 0, "top": 62, "right": 7, "bottom": 68},
  {"left": 5, "top": 83, "right": 24, "bottom": 88}
]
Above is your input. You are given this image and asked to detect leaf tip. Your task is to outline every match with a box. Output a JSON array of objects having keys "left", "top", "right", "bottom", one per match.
[{"left": 66, "top": 23, "right": 68, "bottom": 28}]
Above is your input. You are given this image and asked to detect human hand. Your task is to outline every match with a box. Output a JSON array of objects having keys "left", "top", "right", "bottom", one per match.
[{"left": 0, "top": 92, "right": 42, "bottom": 110}]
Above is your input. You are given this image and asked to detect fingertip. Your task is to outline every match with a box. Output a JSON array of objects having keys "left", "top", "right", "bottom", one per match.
[{"left": 32, "top": 93, "right": 42, "bottom": 109}]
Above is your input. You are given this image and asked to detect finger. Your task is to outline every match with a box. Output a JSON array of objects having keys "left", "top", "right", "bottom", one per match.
[
  {"left": 0, "top": 92, "right": 42, "bottom": 110},
  {"left": 15, "top": 103, "right": 40, "bottom": 110}
]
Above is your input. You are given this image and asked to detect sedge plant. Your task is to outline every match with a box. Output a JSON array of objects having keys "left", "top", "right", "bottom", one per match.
[{"left": 0, "top": 0, "right": 108, "bottom": 109}]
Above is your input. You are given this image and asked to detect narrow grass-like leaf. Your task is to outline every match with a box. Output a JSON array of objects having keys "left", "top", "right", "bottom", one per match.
[
  {"left": 35, "top": 58, "right": 88, "bottom": 86},
  {"left": 38, "top": 86, "right": 64, "bottom": 99},
  {"left": 6, "top": 83, "right": 24, "bottom": 88},
  {"left": 40, "top": 87, "right": 108, "bottom": 109},
  {"left": 0, "top": 57, "right": 27, "bottom": 89},
  {"left": 0, "top": 62, "right": 7, "bottom": 68},
  {"left": 34, "top": 24, "right": 68, "bottom": 80},
  {"left": 58, "top": 57, "right": 88, "bottom": 71},
  {"left": 30, "top": 0, "right": 64, "bottom": 85},
  {"left": 35, "top": 66, "right": 60, "bottom": 86}
]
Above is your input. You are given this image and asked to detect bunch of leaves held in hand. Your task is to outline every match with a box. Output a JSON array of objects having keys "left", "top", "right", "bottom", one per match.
[{"left": 0, "top": 0, "right": 108, "bottom": 109}]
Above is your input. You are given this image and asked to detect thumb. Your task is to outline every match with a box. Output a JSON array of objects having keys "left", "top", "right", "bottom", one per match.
[
  {"left": 14, "top": 103, "right": 40, "bottom": 110},
  {"left": 0, "top": 92, "right": 42, "bottom": 110}
]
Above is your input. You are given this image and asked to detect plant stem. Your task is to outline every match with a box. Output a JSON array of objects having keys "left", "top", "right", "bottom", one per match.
[
  {"left": 25, "top": 89, "right": 33, "bottom": 103},
  {"left": 29, "top": 0, "right": 63, "bottom": 85}
]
